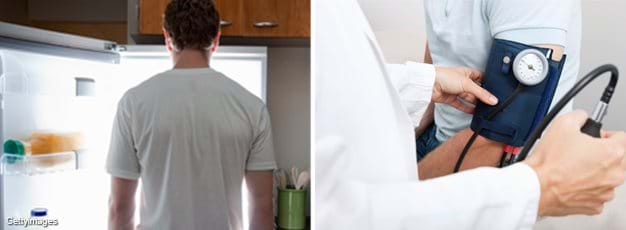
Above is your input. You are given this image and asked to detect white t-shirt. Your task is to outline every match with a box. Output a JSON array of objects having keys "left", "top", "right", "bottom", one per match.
[
  {"left": 425, "top": 0, "right": 582, "bottom": 141},
  {"left": 106, "top": 68, "right": 277, "bottom": 230}
]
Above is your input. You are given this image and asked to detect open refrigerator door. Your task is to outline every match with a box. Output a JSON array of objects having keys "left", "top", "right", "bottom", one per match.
[{"left": 0, "top": 22, "right": 267, "bottom": 229}]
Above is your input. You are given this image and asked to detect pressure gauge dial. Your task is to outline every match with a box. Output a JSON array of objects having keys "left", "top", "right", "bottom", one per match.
[{"left": 512, "top": 49, "right": 549, "bottom": 86}]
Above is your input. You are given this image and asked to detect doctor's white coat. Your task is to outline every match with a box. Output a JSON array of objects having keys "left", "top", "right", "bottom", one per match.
[{"left": 315, "top": 0, "right": 542, "bottom": 229}]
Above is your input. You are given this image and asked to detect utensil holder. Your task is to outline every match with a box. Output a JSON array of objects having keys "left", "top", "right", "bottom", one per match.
[{"left": 277, "top": 188, "right": 306, "bottom": 229}]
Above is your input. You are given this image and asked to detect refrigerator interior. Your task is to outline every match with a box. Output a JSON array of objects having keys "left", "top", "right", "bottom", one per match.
[{"left": 0, "top": 44, "right": 266, "bottom": 229}]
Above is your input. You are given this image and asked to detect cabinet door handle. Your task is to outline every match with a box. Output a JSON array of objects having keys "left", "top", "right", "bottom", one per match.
[
  {"left": 253, "top": 22, "right": 278, "bottom": 28},
  {"left": 220, "top": 20, "right": 233, "bottom": 27}
]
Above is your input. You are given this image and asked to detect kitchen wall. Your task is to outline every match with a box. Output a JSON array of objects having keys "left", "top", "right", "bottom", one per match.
[
  {"left": 267, "top": 47, "right": 311, "bottom": 173},
  {"left": 361, "top": 0, "right": 626, "bottom": 229},
  {"left": 266, "top": 47, "right": 311, "bottom": 216}
]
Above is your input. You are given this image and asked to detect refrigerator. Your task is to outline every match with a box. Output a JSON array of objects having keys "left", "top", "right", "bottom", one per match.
[{"left": 0, "top": 22, "right": 267, "bottom": 229}]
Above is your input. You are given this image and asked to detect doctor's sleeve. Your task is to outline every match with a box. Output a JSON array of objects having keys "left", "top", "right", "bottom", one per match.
[
  {"left": 360, "top": 164, "right": 540, "bottom": 229},
  {"left": 485, "top": 0, "right": 577, "bottom": 46},
  {"left": 106, "top": 93, "right": 141, "bottom": 180},
  {"left": 386, "top": 62, "right": 436, "bottom": 127}
]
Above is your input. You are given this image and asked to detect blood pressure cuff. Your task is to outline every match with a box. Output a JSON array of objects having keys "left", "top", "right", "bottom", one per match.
[{"left": 470, "top": 39, "right": 567, "bottom": 147}]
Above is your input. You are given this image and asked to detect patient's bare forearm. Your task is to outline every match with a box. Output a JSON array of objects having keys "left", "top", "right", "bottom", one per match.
[{"left": 418, "top": 128, "right": 504, "bottom": 180}]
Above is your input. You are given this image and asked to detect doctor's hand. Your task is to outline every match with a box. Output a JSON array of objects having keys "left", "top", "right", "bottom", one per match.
[
  {"left": 432, "top": 67, "right": 499, "bottom": 113},
  {"left": 525, "top": 110, "right": 626, "bottom": 217}
]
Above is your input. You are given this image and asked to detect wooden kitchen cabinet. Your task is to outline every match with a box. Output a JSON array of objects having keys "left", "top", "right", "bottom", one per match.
[
  {"left": 214, "top": 0, "right": 243, "bottom": 36},
  {"left": 242, "top": 0, "right": 310, "bottom": 38},
  {"left": 137, "top": 0, "right": 310, "bottom": 38},
  {"left": 138, "top": 0, "right": 168, "bottom": 35},
  {"left": 139, "top": 0, "right": 244, "bottom": 36}
]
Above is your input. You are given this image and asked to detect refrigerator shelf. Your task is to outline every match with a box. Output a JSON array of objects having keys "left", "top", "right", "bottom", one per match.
[{"left": 0, "top": 151, "right": 81, "bottom": 176}]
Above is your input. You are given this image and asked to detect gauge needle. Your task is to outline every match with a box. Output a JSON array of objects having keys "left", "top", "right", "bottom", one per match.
[
  {"left": 521, "top": 60, "right": 527, "bottom": 66},
  {"left": 522, "top": 60, "right": 535, "bottom": 71}
]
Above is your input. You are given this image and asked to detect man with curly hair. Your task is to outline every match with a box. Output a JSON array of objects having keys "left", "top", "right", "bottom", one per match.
[{"left": 106, "top": 0, "right": 276, "bottom": 229}]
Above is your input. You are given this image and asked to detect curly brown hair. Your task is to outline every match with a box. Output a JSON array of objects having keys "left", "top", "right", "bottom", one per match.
[{"left": 163, "top": 0, "right": 220, "bottom": 51}]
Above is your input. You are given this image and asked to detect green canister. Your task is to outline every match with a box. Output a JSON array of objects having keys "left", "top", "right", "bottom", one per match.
[
  {"left": 277, "top": 188, "right": 306, "bottom": 229},
  {"left": 3, "top": 139, "right": 30, "bottom": 164}
]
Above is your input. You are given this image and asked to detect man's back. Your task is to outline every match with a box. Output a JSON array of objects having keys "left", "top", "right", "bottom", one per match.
[{"left": 106, "top": 68, "right": 276, "bottom": 229}]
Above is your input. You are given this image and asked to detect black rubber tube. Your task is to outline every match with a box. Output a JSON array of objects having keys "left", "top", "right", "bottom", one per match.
[
  {"left": 516, "top": 64, "right": 619, "bottom": 162},
  {"left": 453, "top": 85, "right": 524, "bottom": 173}
]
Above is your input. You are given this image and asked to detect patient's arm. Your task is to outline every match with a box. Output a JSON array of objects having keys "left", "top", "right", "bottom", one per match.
[
  {"left": 424, "top": 42, "right": 433, "bottom": 64},
  {"left": 418, "top": 128, "right": 504, "bottom": 180},
  {"left": 417, "top": 45, "right": 565, "bottom": 180},
  {"left": 539, "top": 44, "right": 565, "bottom": 62}
]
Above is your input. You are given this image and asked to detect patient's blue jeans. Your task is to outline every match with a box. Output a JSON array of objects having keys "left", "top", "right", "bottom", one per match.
[{"left": 416, "top": 123, "right": 441, "bottom": 162}]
